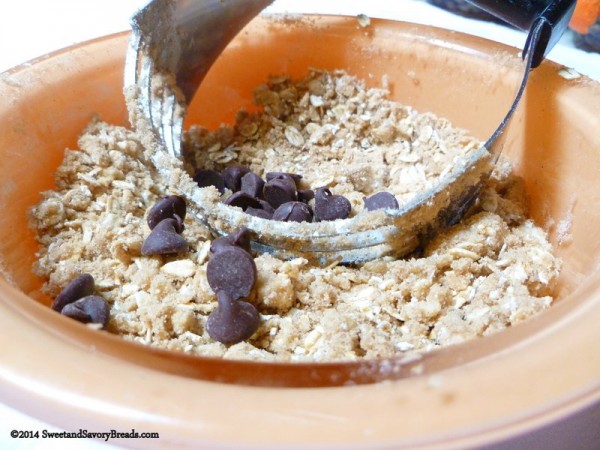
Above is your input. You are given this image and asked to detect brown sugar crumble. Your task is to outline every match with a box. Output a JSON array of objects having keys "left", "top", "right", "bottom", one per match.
[{"left": 29, "top": 69, "right": 560, "bottom": 362}]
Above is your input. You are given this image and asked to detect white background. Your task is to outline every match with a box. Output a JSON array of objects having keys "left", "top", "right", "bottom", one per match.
[
  {"left": 1, "top": 0, "right": 599, "bottom": 79},
  {"left": 0, "top": 1, "right": 599, "bottom": 449}
]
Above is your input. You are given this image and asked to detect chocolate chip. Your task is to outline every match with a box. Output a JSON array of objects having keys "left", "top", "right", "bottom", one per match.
[
  {"left": 246, "top": 198, "right": 275, "bottom": 219},
  {"left": 240, "top": 172, "right": 265, "bottom": 198},
  {"left": 229, "top": 227, "right": 252, "bottom": 253},
  {"left": 210, "top": 236, "right": 234, "bottom": 255},
  {"left": 314, "top": 187, "right": 352, "bottom": 221},
  {"left": 146, "top": 195, "right": 187, "bottom": 230},
  {"left": 61, "top": 295, "right": 109, "bottom": 328},
  {"left": 257, "top": 199, "right": 275, "bottom": 213},
  {"left": 363, "top": 191, "right": 399, "bottom": 211},
  {"left": 172, "top": 213, "right": 185, "bottom": 234},
  {"left": 263, "top": 177, "right": 297, "bottom": 209},
  {"left": 224, "top": 191, "right": 261, "bottom": 211},
  {"left": 193, "top": 169, "right": 225, "bottom": 194},
  {"left": 210, "top": 227, "right": 252, "bottom": 254},
  {"left": 52, "top": 273, "right": 95, "bottom": 312},
  {"left": 207, "top": 246, "right": 256, "bottom": 299},
  {"left": 266, "top": 172, "right": 302, "bottom": 187},
  {"left": 246, "top": 207, "right": 273, "bottom": 219},
  {"left": 141, "top": 218, "right": 189, "bottom": 256},
  {"left": 272, "top": 201, "right": 314, "bottom": 223},
  {"left": 222, "top": 165, "right": 250, "bottom": 192},
  {"left": 297, "top": 189, "right": 315, "bottom": 203},
  {"left": 206, "top": 291, "right": 260, "bottom": 345}
]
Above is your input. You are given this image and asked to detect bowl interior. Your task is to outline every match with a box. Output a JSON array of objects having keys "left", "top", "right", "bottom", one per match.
[{"left": 1, "top": 15, "right": 599, "bottom": 387}]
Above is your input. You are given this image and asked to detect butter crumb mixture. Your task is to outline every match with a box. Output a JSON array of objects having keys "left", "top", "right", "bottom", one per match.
[{"left": 30, "top": 70, "right": 560, "bottom": 362}]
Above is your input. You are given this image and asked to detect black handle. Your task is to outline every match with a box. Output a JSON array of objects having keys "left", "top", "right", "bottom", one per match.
[{"left": 466, "top": 0, "right": 577, "bottom": 67}]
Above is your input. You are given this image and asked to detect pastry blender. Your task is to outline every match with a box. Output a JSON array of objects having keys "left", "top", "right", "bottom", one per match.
[{"left": 125, "top": 0, "right": 575, "bottom": 263}]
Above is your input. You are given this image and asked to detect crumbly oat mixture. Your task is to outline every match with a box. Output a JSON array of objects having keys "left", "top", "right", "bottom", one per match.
[
  {"left": 184, "top": 70, "right": 483, "bottom": 214},
  {"left": 30, "top": 70, "right": 560, "bottom": 362}
]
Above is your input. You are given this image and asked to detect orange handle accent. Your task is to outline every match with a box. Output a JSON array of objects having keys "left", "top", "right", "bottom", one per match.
[{"left": 570, "top": 0, "right": 600, "bottom": 33}]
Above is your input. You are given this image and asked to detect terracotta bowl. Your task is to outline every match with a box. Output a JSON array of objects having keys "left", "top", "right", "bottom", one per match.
[{"left": 0, "top": 14, "right": 598, "bottom": 449}]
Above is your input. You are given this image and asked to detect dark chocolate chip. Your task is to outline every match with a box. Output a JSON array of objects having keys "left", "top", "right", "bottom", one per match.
[
  {"left": 266, "top": 172, "right": 302, "bottom": 187},
  {"left": 245, "top": 199, "right": 275, "bottom": 219},
  {"left": 263, "top": 177, "right": 297, "bottom": 209},
  {"left": 193, "top": 169, "right": 225, "bottom": 194},
  {"left": 272, "top": 201, "right": 314, "bottom": 223},
  {"left": 210, "top": 236, "right": 234, "bottom": 255},
  {"left": 207, "top": 246, "right": 256, "bottom": 299},
  {"left": 210, "top": 227, "right": 252, "bottom": 255},
  {"left": 52, "top": 273, "right": 95, "bottom": 312},
  {"left": 246, "top": 207, "right": 273, "bottom": 220},
  {"left": 297, "top": 189, "right": 315, "bottom": 203},
  {"left": 257, "top": 199, "right": 275, "bottom": 213},
  {"left": 240, "top": 172, "right": 265, "bottom": 198},
  {"left": 222, "top": 165, "right": 251, "bottom": 192},
  {"left": 229, "top": 227, "right": 252, "bottom": 253},
  {"left": 224, "top": 191, "right": 261, "bottom": 211},
  {"left": 314, "top": 187, "right": 352, "bottom": 221},
  {"left": 141, "top": 218, "right": 189, "bottom": 256},
  {"left": 206, "top": 291, "right": 260, "bottom": 345},
  {"left": 146, "top": 195, "right": 187, "bottom": 230},
  {"left": 172, "top": 213, "right": 185, "bottom": 234},
  {"left": 61, "top": 295, "right": 109, "bottom": 328},
  {"left": 363, "top": 191, "right": 399, "bottom": 211}
]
